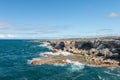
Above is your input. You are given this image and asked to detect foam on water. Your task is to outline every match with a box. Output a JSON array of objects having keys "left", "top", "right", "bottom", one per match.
[
  {"left": 53, "top": 63, "right": 66, "bottom": 66},
  {"left": 27, "top": 60, "right": 32, "bottom": 64},
  {"left": 66, "top": 59, "right": 85, "bottom": 72},
  {"left": 38, "top": 42, "right": 53, "bottom": 50},
  {"left": 40, "top": 51, "right": 73, "bottom": 57},
  {"left": 27, "top": 58, "right": 41, "bottom": 64}
]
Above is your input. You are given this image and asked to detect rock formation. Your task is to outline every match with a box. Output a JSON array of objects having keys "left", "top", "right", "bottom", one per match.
[{"left": 32, "top": 39, "right": 120, "bottom": 67}]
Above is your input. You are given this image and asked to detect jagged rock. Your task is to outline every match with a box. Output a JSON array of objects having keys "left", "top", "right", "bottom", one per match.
[
  {"left": 75, "top": 41, "right": 82, "bottom": 49},
  {"left": 89, "top": 48, "right": 99, "bottom": 56},
  {"left": 75, "top": 41, "right": 93, "bottom": 50},
  {"left": 115, "top": 41, "right": 120, "bottom": 47},
  {"left": 97, "top": 44, "right": 106, "bottom": 50},
  {"left": 100, "top": 48, "right": 113, "bottom": 58},
  {"left": 48, "top": 40, "right": 120, "bottom": 58},
  {"left": 116, "top": 48, "right": 120, "bottom": 54},
  {"left": 50, "top": 43, "right": 56, "bottom": 47},
  {"left": 54, "top": 42, "right": 65, "bottom": 50},
  {"left": 110, "top": 48, "right": 117, "bottom": 53},
  {"left": 102, "top": 59, "right": 119, "bottom": 66},
  {"left": 110, "top": 53, "right": 120, "bottom": 59},
  {"left": 93, "top": 41, "right": 101, "bottom": 48},
  {"left": 34, "top": 39, "right": 120, "bottom": 67}
]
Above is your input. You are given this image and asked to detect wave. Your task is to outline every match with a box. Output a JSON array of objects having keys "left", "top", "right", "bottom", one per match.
[
  {"left": 38, "top": 42, "right": 53, "bottom": 50},
  {"left": 66, "top": 59, "right": 85, "bottom": 72},
  {"left": 50, "top": 59, "right": 85, "bottom": 71},
  {"left": 27, "top": 60, "right": 32, "bottom": 64},
  {"left": 53, "top": 59, "right": 85, "bottom": 72},
  {"left": 27, "top": 58, "right": 41, "bottom": 64},
  {"left": 40, "top": 51, "right": 73, "bottom": 57},
  {"left": 53, "top": 63, "right": 66, "bottom": 66}
]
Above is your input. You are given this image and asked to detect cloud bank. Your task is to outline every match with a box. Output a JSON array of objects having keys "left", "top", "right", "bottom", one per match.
[{"left": 0, "top": 34, "right": 18, "bottom": 38}]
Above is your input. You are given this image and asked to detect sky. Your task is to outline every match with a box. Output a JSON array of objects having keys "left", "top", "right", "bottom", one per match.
[{"left": 0, "top": 0, "right": 120, "bottom": 39}]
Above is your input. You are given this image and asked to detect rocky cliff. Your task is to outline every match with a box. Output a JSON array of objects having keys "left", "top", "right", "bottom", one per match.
[
  {"left": 50, "top": 39, "right": 120, "bottom": 66},
  {"left": 32, "top": 39, "right": 120, "bottom": 67}
]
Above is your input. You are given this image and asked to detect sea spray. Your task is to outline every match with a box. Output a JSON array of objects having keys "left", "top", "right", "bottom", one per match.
[
  {"left": 27, "top": 60, "right": 32, "bottom": 64},
  {"left": 27, "top": 58, "right": 41, "bottom": 64},
  {"left": 66, "top": 59, "right": 85, "bottom": 72},
  {"left": 53, "top": 63, "right": 66, "bottom": 67},
  {"left": 38, "top": 42, "right": 53, "bottom": 50},
  {"left": 37, "top": 42, "right": 73, "bottom": 56},
  {"left": 40, "top": 51, "right": 73, "bottom": 57}
]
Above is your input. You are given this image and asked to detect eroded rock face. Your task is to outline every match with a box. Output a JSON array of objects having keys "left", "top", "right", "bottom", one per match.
[
  {"left": 33, "top": 39, "right": 120, "bottom": 67},
  {"left": 54, "top": 42, "right": 65, "bottom": 50},
  {"left": 49, "top": 40, "right": 120, "bottom": 54},
  {"left": 81, "top": 42, "right": 93, "bottom": 50},
  {"left": 48, "top": 39, "right": 120, "bottom": 61}
]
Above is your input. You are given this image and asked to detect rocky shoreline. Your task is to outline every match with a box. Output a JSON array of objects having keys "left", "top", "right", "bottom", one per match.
[{"left": 31, "top": 38, "right": 120, "bottom": 67}]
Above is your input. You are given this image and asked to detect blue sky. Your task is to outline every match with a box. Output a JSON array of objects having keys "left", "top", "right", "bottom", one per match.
[{"left": 0, "top": 0, "right": 120, "bottom": 39}]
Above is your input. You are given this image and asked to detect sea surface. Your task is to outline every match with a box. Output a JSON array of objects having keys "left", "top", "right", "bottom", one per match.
[{"left": 0, "top": 40, "right": 120, "bottom": 80}]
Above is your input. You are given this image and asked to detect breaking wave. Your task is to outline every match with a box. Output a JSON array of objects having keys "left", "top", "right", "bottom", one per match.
[
  {"left": 53, "top": 63, "right": 66, "bottom": 66},
  {"left": 51, "top": 59, "right": 85, "bottom": 71},
  {"left": 40, "top": 51, "right": 73, "bottom": 57},
  {"left": 38, "top": 42, "right": 53, "bottom": 50},
  {"left": 66, "top": 59, "right": 85, "bottom": 72},
  {"left": 27, "top": 58, "right": 41, "bottom": 64}
]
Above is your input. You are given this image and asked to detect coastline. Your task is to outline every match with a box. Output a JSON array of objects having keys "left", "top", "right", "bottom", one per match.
[{"left": 31, "top": 38, "right": 120, "bottom": 67}]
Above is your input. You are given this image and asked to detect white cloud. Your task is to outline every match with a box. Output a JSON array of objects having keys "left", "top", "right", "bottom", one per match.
[
  {"left": 106, "top": 12, "right": 119, "bottom": 18},
  {"left": 0, "top": 34, "right": 18, "bottom": 38}
]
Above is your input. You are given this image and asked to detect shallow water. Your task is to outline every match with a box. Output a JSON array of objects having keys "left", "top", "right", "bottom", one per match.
[{"left": 0, "top": 40, "right": 120, "bottom": 80}]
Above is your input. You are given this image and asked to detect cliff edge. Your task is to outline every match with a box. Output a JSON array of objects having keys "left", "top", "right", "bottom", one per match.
[{"left": 32, "top": 39, "right": 120, "bottom": 67}]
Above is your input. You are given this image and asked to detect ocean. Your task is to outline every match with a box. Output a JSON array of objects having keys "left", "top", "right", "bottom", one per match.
[{"left": 0, "top": 40, "right": 120, "bottom": 80}]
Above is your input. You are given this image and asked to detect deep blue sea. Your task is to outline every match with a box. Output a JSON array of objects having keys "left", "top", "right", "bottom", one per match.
[{"left": 0, "top": 40, "right": 120, "bottom": 80}]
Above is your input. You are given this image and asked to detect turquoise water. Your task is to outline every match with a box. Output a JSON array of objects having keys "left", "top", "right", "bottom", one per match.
[{"left": 0, "top": 40, "right": 120, "bottom": 80}]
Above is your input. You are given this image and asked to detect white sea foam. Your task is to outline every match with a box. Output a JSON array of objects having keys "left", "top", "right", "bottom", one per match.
[
  {"left": 51, "top": 59, "right": 84, "bottom": 71},
  {"left": 27, "top": 60, "right": 32, "bottom": 64},
  {"left": 66, "top": 59, "right": 85, "bottom": 71},
  {"left": 53, "top": 63, "right": 66, "bottom": 66},
  {"left": 32, "top": 58, "right": 41, "bottom": 60},
  {"left": 40, "top": 51, "right": 73, "bottom": 57},
  {"left": 38, "top": 42, "right": 52, "bottom": 49}
]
